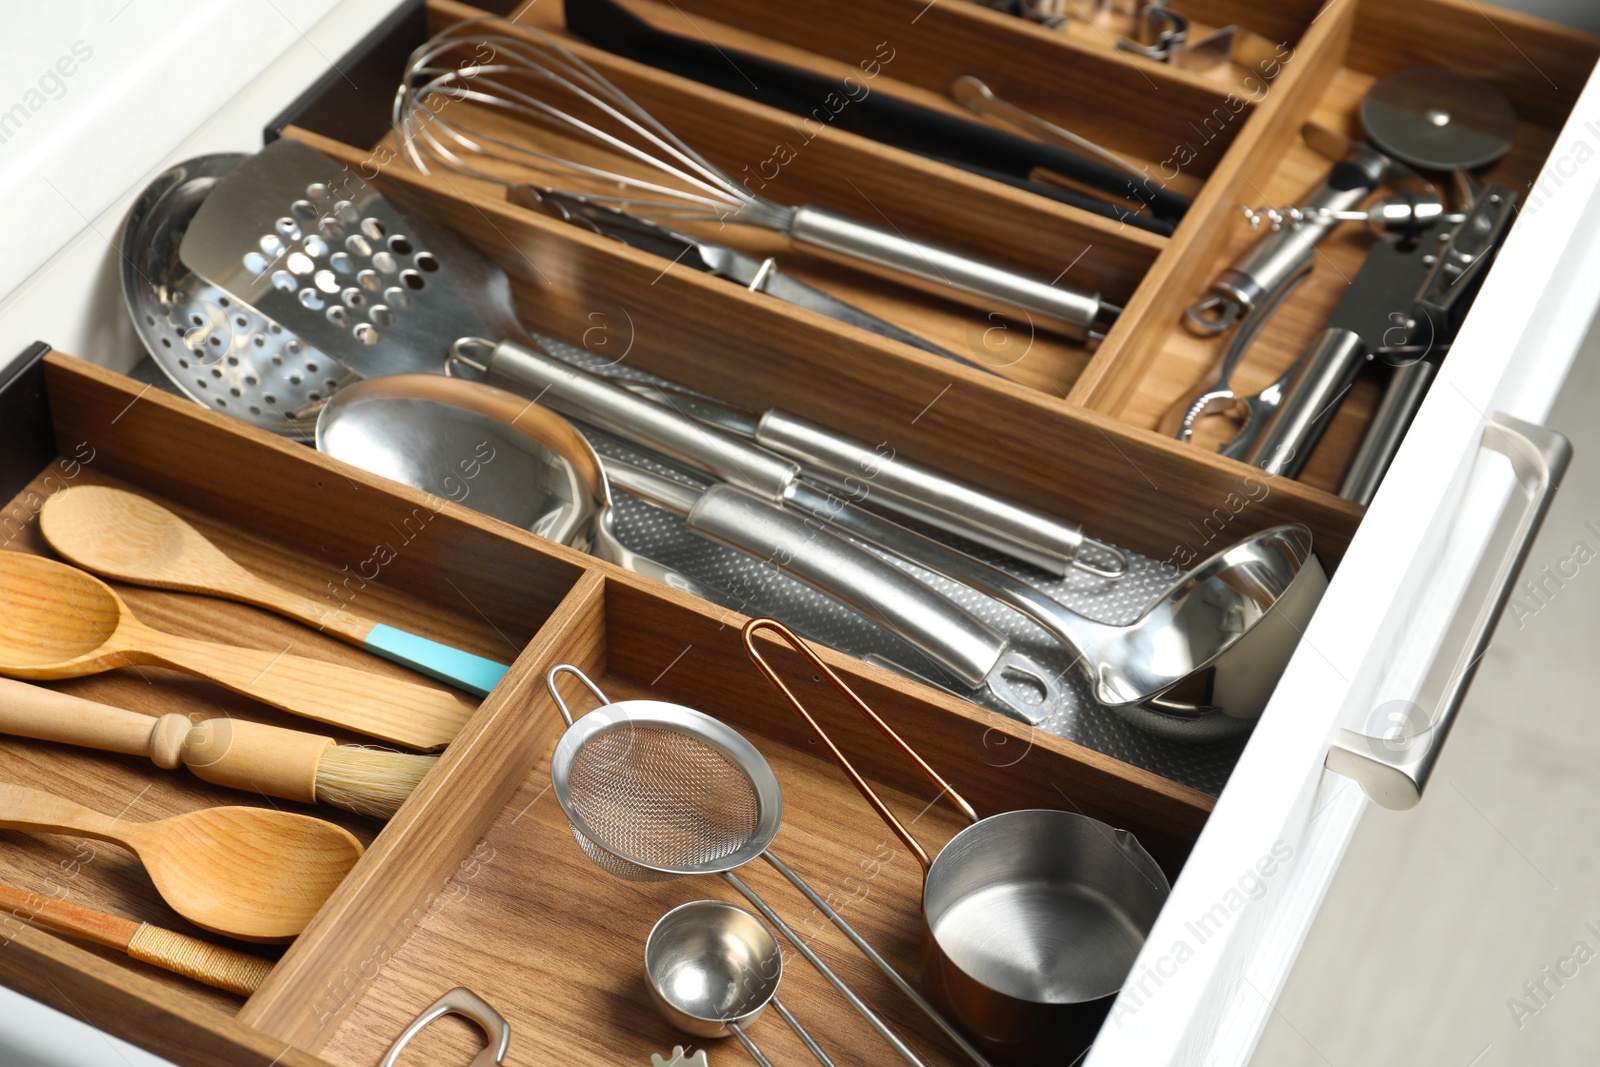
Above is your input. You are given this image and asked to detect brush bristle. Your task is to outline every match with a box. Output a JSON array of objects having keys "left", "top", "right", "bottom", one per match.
[{"left": 314, "top": 746, "right": 437, "bottom": 819}]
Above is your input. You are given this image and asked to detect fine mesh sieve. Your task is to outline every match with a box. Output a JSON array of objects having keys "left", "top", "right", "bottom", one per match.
[
  {"left": 560, "top": 719, "right": 770, "bottom": 882},
  {"left": 545, "top": 665, "right": 994, "bottom": 1067}
]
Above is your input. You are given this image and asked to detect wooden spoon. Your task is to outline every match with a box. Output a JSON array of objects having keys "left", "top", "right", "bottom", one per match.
[
  {"left": 0, "top": 783, "right": 362, "bottom": 942},
  {"left": 0, "top": 552, "right": 472, "bottom": 750},
  {"left": 39, "top": 486, "right": 508, "bottom": 697}
]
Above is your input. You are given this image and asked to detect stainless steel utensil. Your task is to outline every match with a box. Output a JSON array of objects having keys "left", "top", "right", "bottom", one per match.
[
  {"left": 393, "top": 21, "right": 1116, "bottom": 341},
  {"left": 645, "top": 899, "right": 835, "bottom": 1067},
  {"left": 179, "top": 139, "right": 481, "bottom": 381},
  {"left": 761, "top": 476, "right": 1327, "bottom": 739},
  {"left": 449, "top": 337, "right": 1128, "bottom": 581},
  {"left": 505, "top": 346, "right": 1324, "bottom": 737},
  {"left": 379, "top": 988, "right": 510, "bottom": 1067},
  {"left": 1361, "top": 68, "right": 1519, "bottom": 172},
  {"left": 545, "top": 665, "right": 996, "bottom": 1067},
  {"left": 322, "top": 375, "right": 1057, "bottom": 725},
  {"left": 512, "top": 186, "right": 980, "bottom": 369},
  {"left": 119, "top": 153, "right": 357, "bottom": 440},
  {"left": 743, "top": 620, "right": 1170, "bottom": 1059},
  {"left": 1183, "top": 136, "right": 1392, "bottom": 336},
  {"left": 1338, "top": 185, "right": 1517, "bottom": 501},
  {"left": 315, "top": 373, "right": 716, "bottom": 600}
]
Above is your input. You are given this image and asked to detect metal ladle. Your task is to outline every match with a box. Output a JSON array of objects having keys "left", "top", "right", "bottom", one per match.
[
  {"left": 314, "top": 374, "right": 719, "bottom": 599},
  {"left": 646, "top": 900, "right": 835, "bottom": 1067}
]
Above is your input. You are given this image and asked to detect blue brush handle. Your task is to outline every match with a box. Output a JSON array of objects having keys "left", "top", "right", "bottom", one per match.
[{"left": 362, "top": 624, "right": 509, "bottom": 697}]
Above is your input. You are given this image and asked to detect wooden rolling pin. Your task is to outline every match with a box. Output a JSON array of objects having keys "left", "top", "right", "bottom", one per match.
[{"left": 0, "top": 884, "right": 272, "bottom": 995}]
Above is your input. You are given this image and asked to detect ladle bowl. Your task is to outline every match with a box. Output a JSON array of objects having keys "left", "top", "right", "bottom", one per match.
[{"left": 1082, "top": 523, "right": 1327, "bottom": 739}]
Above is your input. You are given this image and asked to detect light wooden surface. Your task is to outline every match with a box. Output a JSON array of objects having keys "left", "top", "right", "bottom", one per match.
[
  {"left": 40, "top": 485, "right": 384, "bottom": 650},
  {"left": 648, "top": 0, "right": 1245, "bottom": 171},
  {"left": 251, "top": 567, "right": 1214, "bottom": 1066},
  {"left": 0, "top": 784, "right": 362, "bottom": 944}
]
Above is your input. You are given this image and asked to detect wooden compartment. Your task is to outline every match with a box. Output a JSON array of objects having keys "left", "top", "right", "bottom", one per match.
[
  {"left": 0, "top": 349, "right": 1208, "bottom": 1066},
  {"left": 5, "top": 0, "right": 1599, "bottom": 1062},
  {"left": 1072, "top": 0, "right": 1600, "bottom": 492},
  {"left": 274, "top": 0, "right": 1372, "bottom": 568},
  {"left": 242, "top": 571, "right": 1209, "bottom": 1067}
]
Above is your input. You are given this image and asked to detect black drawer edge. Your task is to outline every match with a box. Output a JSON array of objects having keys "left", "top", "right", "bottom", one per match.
[
  {"left": 0, "top": 342, "right": 59, "bottom": 512},
  {"left": 265, "top": 0, "right": 523, "bottom": 152}
]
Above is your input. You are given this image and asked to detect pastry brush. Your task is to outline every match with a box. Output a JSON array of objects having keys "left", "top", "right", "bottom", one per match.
[{"left": 0, "top": 678, "right": 434, "bottom": 819}]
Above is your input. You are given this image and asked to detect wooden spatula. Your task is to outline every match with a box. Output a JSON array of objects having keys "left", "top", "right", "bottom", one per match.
[
  {"left": 0, "top": 552, "right": 472, "bottom": 750},
  {"left": 40, "top": 486, "right": 508, "bottom": 696}
]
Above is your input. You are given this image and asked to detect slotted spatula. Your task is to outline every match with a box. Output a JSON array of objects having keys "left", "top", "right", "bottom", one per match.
[{"left": 179, "top": 138, "right": 486, "bottom": 380}]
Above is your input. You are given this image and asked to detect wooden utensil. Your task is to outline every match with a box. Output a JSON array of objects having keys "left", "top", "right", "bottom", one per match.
[
  {"left": 0, "top": 678, "right": 435, "bottom": 819},
  {"left": 0, "top": 783, "right": 362, "bottom": 942},
  {"left": 0, "top": 552, "right": 473, "bottom": 750},
  {"left": 0, "top": 883, "right": 273, "bottom": 994},
  {"left": 39, "top": 486, "right": 509, "bottom": 697}
]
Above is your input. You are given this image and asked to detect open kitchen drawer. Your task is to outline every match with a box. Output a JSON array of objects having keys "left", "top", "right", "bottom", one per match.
[{"left": 0, "top": 0, "right": 1598, "bottom": 1064}]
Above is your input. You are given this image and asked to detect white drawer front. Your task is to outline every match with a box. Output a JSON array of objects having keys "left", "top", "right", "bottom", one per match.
[{"left": 1088, "top": 57, "right": 1600, "bottom": 1067}]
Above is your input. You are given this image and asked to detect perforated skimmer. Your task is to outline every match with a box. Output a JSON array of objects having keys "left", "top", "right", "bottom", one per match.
[
  {"left": 545, "top": 666, "right": 996, "bottom": 1067},
  {"left": 119, "top": 153, "right": 358, "bottom": 440}
]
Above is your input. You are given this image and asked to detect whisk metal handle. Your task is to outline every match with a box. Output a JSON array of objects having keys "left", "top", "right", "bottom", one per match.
[
  {"left": 483, "top": 340, "right": 799, "bottom": 499},
  {"left": 788, "top": 206, "right": 1104, "bottom": 341},
  {"left": 690, "top": 486, "right": 1007, "bottom": 689}
]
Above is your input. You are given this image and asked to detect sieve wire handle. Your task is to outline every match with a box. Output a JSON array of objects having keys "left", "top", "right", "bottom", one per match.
[
  {"left": 742, "top": 618, "right": 978, "bottom": 872},
  {"left": 546, "top": 664, "right": 610, "bottom": 726},
  {"left": 721, "top": 871, "right": 929, "bottom": 1067}
]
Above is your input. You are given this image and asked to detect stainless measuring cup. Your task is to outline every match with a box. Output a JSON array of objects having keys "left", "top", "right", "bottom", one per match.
[
  {"left": 646, "top": 899, "right": 835, "bottom": 1067},
  {"left": 743, "top": 619, "right": 1170, "bottom": 1059}
]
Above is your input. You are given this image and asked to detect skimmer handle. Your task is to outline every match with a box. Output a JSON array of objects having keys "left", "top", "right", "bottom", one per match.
[{"left": 741, "top": 618, "right": 977, "bottom": 872}]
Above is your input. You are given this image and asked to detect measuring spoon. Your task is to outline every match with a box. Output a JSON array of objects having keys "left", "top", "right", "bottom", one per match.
[{"left": 0, "top": 552, "right": 473, "bottom": 750}]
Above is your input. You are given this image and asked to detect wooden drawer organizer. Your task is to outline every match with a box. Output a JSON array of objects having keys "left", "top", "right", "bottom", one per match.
[
  {"left": 0, "top": 350, "right": 1207, "bottom": 1066},
  {"left": 273, "top": 0, "right": 1598, "bottom": 574},
  {"left": 0, "top": 0, "right": 1595, "bottom": 1063}
]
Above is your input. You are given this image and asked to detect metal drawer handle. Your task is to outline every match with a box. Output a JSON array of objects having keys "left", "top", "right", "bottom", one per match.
[
  {"left": 1326, "top": 411, "right": 1572, "bottom": 809},
  {"left": 379, "top": 987, "right": 511, "bottom": 1067}
]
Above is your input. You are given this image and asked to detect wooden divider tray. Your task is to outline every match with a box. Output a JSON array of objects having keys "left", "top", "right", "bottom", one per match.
[
  {"left": 3, "top": 0, "right": 1596, "bottom": 1062},
  {"left": 0, "top": 351, "right": 1208, "bottom": 1066}
]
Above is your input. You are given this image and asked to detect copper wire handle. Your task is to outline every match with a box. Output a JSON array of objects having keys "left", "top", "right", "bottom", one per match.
[{"left": 741, "top": 618, "right": 978, "bottom": 874}]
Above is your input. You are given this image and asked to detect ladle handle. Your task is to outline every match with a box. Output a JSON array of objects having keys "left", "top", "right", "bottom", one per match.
[
  {"left": 692, "top": 486, "right": 1007, "bottom": 690},
  {"left": 753, "top": 408, "right": 1099, "bottom": 578},
  {"left": 127, "top": 627, "right": 473, "bottom": 751},
  {"left": 741, "top": 618, "right": 978, "bottom": 872},
  {"left": 0, "top": 783, "right": 131, "bottom": 847}
]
